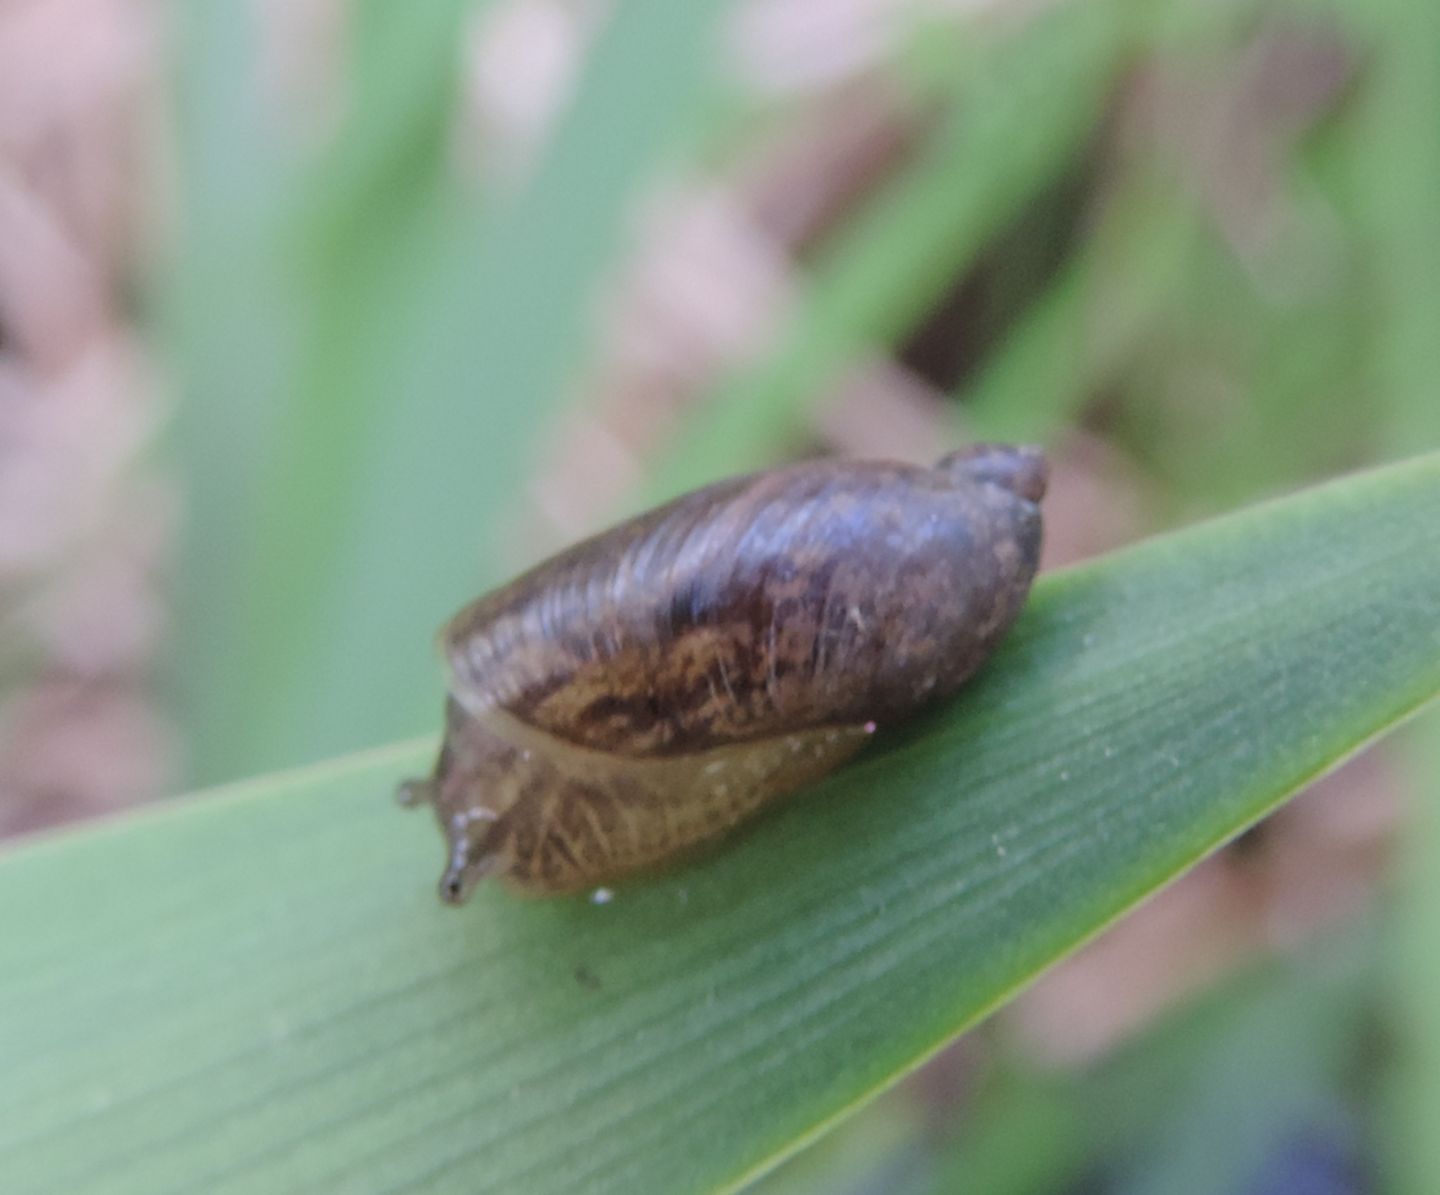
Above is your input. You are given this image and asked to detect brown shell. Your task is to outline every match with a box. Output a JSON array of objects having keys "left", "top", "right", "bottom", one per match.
[{"left": 400, "top": 443, "right": 1046, "bottom": 902}]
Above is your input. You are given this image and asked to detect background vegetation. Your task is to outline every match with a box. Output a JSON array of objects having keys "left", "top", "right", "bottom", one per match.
[{"left": 0, "top": 0, "right": 1437, "bottom": 1191}]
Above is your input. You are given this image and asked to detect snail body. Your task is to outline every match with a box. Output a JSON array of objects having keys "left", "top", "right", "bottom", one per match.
[{"left": 401, "top": 443, "right": 1047, "bottom": 902}]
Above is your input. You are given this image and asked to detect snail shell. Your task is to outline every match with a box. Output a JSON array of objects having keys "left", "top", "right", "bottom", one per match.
[{"left": 400, "top": 443, "right": 1047, "bottom": 902}]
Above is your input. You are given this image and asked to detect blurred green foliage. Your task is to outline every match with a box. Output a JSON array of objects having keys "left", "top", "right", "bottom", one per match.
[
  {"left": 138, "top": 0, "right": 1440, "bottom": 1190},
  {"left": 168, "top": 0, "right": 736, "bottom": 784}
]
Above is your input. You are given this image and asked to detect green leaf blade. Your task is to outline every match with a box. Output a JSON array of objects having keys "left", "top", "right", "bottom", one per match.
[{"left": 2, "top": 453, "right": 1438, "bottom": 1194}]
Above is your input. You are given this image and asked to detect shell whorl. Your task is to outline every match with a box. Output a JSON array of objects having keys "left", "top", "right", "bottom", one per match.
[{"left": 443, "top": 456, "right": 1041, "bottom": 757}]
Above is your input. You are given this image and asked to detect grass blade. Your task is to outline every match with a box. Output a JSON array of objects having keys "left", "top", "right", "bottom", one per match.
[{"left": 2, "top": 451, "right": 1438, "bottom": 1194}]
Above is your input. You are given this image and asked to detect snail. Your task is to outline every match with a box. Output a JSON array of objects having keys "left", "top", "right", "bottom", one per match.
[{"left": 400, "top": 443, "right": 1047, "bottom": 903}]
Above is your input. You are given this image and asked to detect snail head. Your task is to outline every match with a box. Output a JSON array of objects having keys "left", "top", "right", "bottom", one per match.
[
  {"left": 436, "top": 806, "right": 502, "bottom": 905},
  {"left": 396, "top": 774, "right": 503, "bottom": 905}
]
